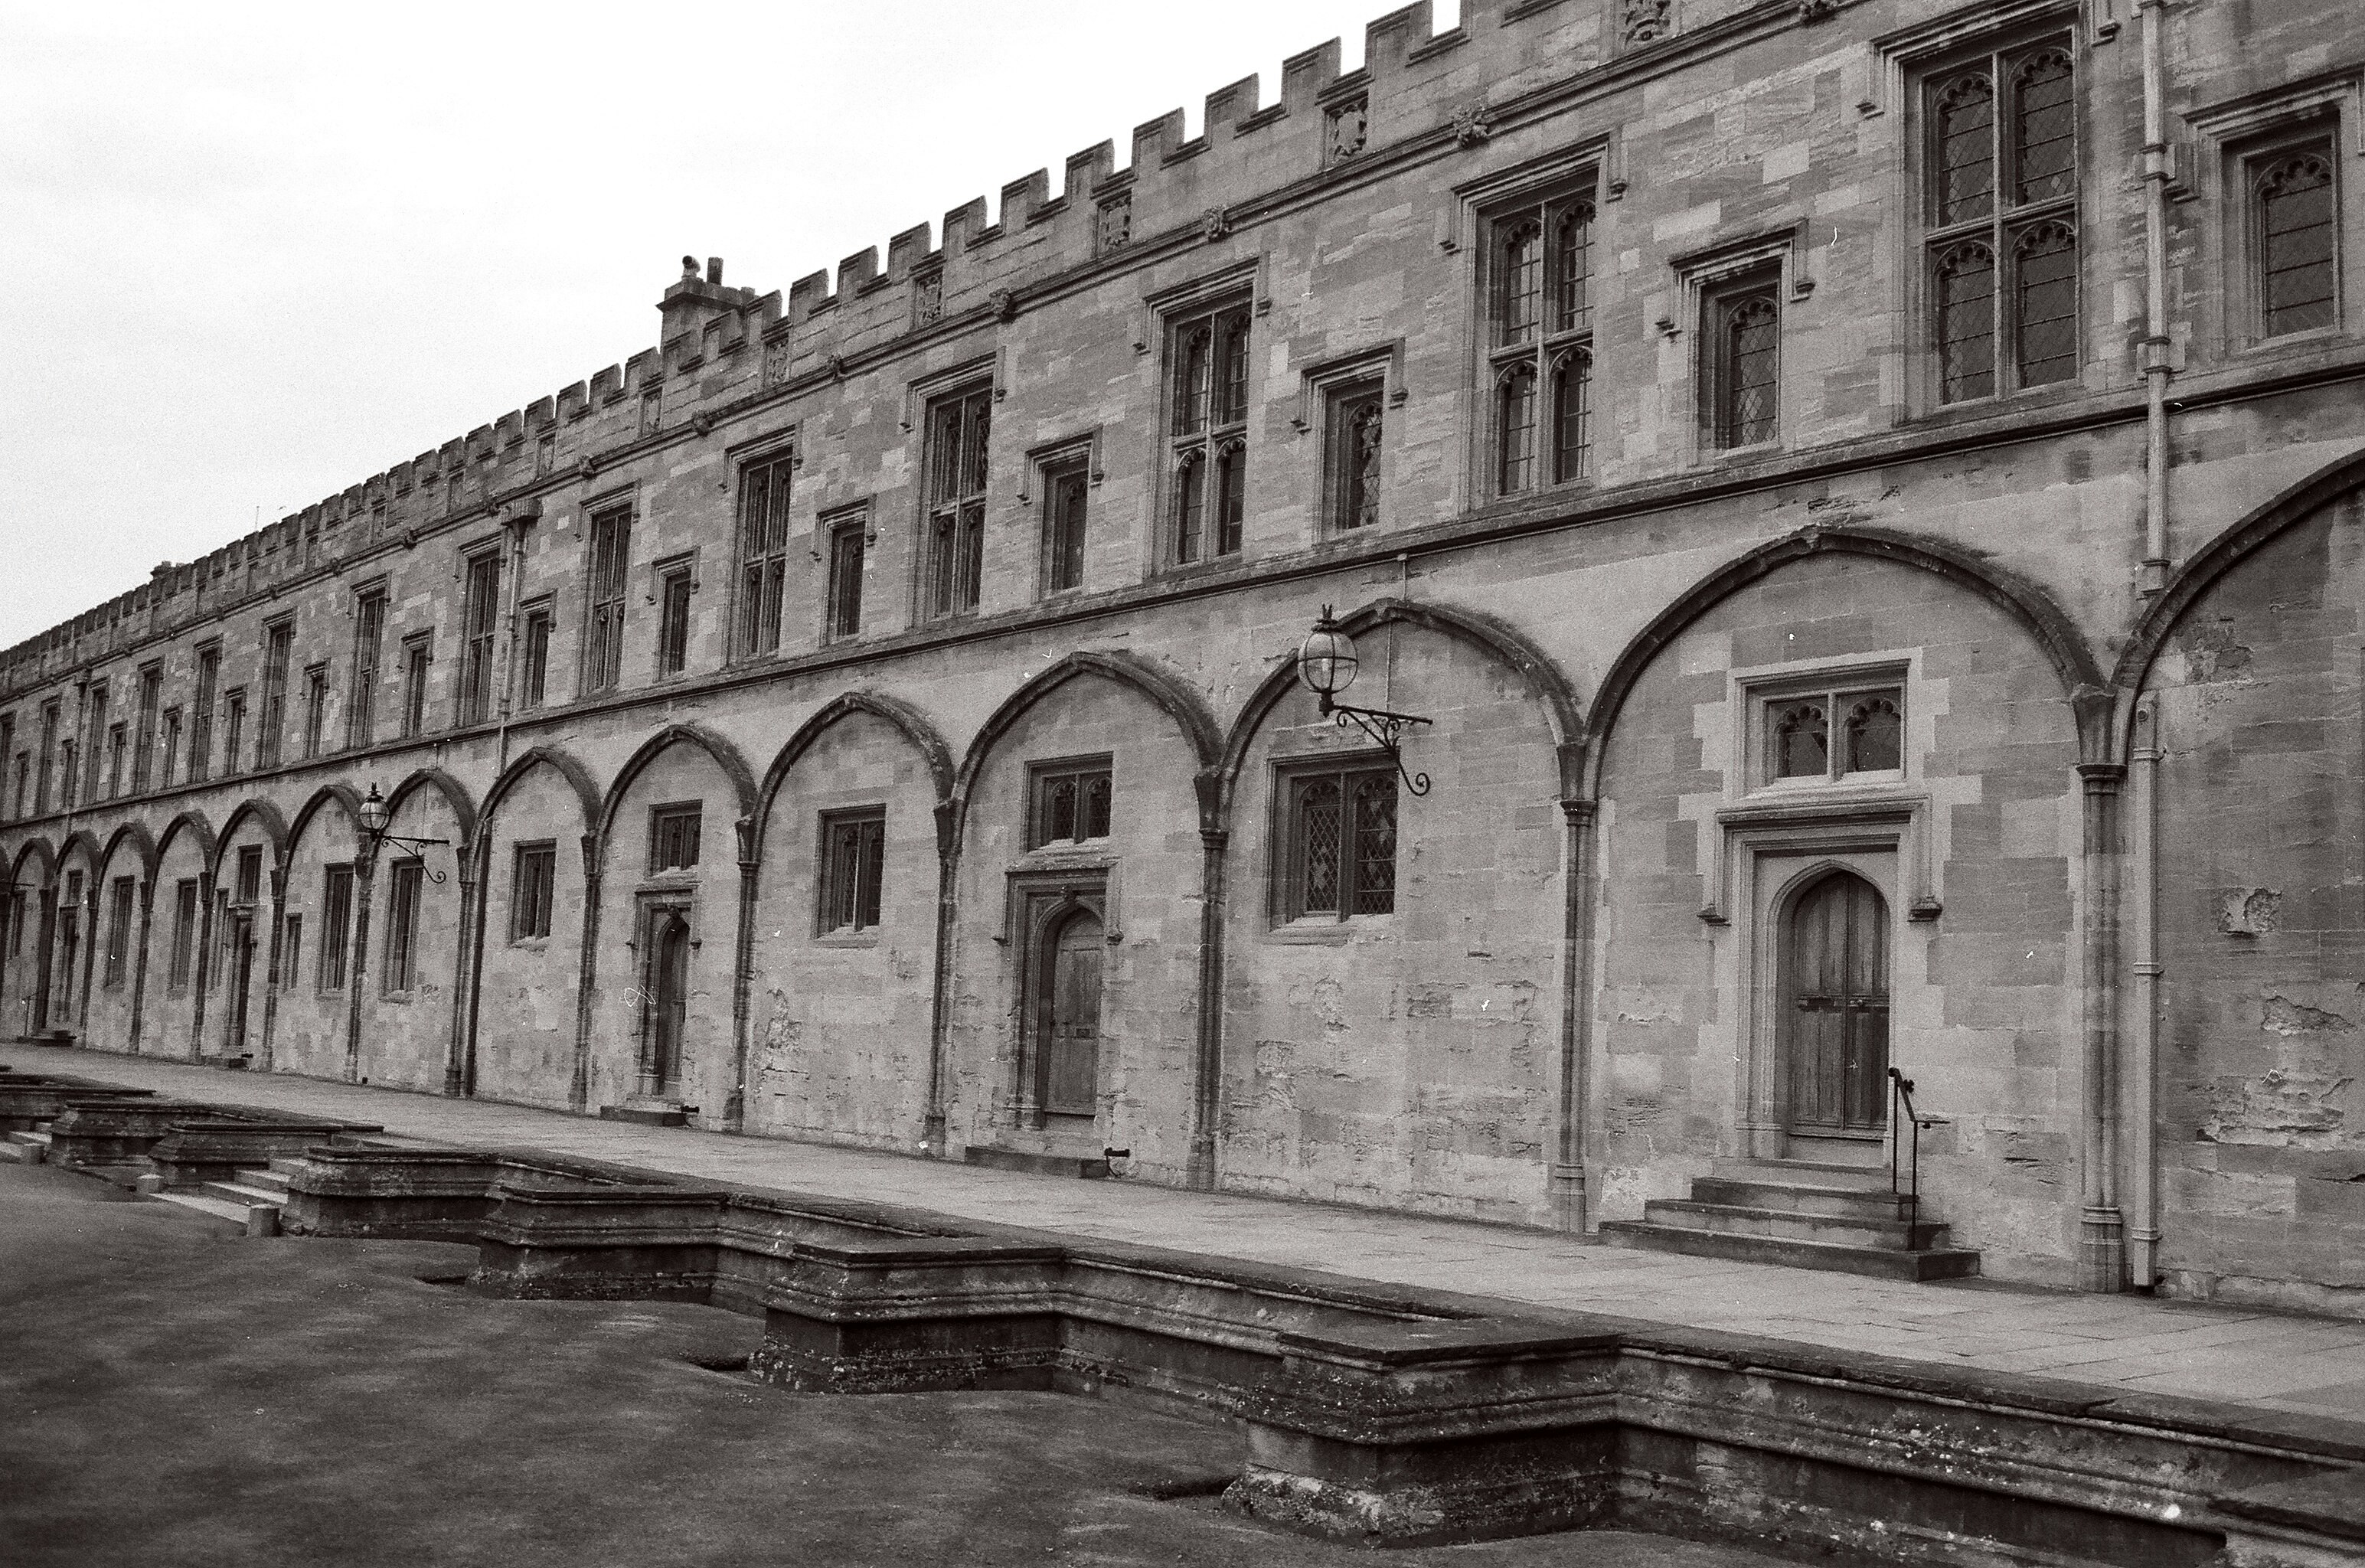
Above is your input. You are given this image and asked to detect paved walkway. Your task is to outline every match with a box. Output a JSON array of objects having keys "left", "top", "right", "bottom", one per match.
[{"left": 21, "top": 1047, "right": 2365, "bottom": 1425}]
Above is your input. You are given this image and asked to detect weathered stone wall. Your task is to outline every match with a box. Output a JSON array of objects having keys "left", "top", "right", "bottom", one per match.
[
  {"left": 2, "top": 0, "right": 2363, "bottom": 1297},
  {"left": 750, "top": 710, "right": 940, "bottom": 1152},
  {"left": 1223, "top": 629, "right": 1566, "bottom": 1223},
  {"left": 2147, "top": 498, "right": 2365, "bottom": 1315},
  {"left": 1592, "top": 550, "right": 2086, "bottom": 1282}
]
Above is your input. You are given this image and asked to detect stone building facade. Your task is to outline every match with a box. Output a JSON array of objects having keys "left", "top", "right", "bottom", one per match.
[{"left": 4, "top": 0, "right": 2362, "bottom": 1310}]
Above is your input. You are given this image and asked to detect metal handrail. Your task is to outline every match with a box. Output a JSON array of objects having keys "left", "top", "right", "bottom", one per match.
[{"left": 1887, "top": 1067, "right": 1922, "bottom": 1230}]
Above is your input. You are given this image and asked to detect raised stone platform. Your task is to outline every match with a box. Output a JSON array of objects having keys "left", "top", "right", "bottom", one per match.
[{"left": 220, "top": 1136, "right": 2365, "bottom": 1564}]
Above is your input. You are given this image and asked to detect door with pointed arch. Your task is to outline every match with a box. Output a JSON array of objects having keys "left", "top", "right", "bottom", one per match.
[
  {"left": 1781, "top": 868, "right": 1890, "bottom": 1145},
  {"left": 1034, "top": 905, "right": 1105, "bottom": 1126},
  {"left": 640, "top": 905, "right": 692, "bottom": 1099}
]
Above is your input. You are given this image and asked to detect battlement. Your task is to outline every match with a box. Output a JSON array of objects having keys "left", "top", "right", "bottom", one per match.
[{"left": 0, "top": 0, "right": 1718, "bottom": 697}]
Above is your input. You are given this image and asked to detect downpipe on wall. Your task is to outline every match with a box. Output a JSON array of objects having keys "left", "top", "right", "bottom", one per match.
[
  {"left": 2128, "top": 698, "right": 2162, "bottom": 1289},
  {"left": 2138, "top": 0, "right": 2174, "bottom": 594}
]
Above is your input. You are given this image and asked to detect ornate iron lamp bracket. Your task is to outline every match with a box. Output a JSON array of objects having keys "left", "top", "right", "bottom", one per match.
[{"left": 1318, "top": 694, "right": 1433, "bottom": 796}]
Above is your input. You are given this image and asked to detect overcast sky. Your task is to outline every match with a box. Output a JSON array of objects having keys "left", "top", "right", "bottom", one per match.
[{"left": 0, "top": 0, "right": 1449, "bottom": 650}]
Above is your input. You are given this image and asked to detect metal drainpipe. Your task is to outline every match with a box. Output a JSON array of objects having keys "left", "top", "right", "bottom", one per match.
[
  {"left": 2138, "top": 0, "right": 2174, "bottom": 593},
  {"left": 1553, "top": 795, "right": 1599, "bottom": 1235},
  {"left": 2128, "top": 698, "right": 2163, "bottom": 1289}
]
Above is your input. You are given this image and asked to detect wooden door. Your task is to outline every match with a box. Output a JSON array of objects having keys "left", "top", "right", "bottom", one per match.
[
  {"left": 650, "top": 912, "right": 691, "bottom": 1091},
  {"left": 1782, "top": 871, "right": 1889, "bottom": 1135},
  {"left": 227, "top": 914, "right": 256, "bottom": 1052},
  {"left": 1040, "top": 912, "right": 1103, "bottom": 1119}
]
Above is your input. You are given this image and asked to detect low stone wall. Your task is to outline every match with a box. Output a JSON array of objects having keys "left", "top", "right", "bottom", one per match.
[{"left": 259, "top": 1142, "right": 2365, "bottom": 1566}]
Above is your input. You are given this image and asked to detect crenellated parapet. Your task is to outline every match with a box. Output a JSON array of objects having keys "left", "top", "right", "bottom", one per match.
[{"left": 0, "top": 0, "right": 1750, "bottom": 700}]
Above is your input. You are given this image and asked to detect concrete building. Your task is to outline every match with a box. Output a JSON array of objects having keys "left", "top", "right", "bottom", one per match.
[{"left": 3, "top": 0, "right": 2360, "bottom": 1311}]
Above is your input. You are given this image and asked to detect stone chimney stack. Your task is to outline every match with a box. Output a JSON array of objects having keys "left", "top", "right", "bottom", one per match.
[{"left": 658, "top": 253, "right": 753, "bottom": 346}]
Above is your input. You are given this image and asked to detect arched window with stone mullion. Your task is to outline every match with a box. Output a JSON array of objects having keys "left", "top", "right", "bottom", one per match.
[
  {"left": 1486, "top": 185, "right": 1599, "bottom": 495},
  {"left": 1920, "top": 38, "right": 2079, "bottom": 404}
]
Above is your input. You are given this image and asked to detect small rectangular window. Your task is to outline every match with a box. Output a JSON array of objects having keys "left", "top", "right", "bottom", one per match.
[
  {"left": 236, "top": 844, "right": 263, "bottom": 906},
  {"left": 382, "top": 858, "right": 424, "bottom": 993},
  {"left": 348, "top": 589, "right": 385, "bottom": 748},
  {"left": 1325, "top": 381, "right": 1385, "bottom": 531},
  {"left": 584, "top": 505, "right": 633, "bottom": 694},
  {"left": 520, "top": 603, "right": 554, "bottom": 710},
  {"left": 737, "top": 450, "right": 795, "bottom": 657},
  {"left": 319, "top": 864, "right": 354, "bottom": 991},
  {"left": 1278, "top": 760, "right": 1399, "bottom": 921},
  {"left": 106, "top": 723, "right": 128, "bottom": 799},
  {"left": 2252, "top": 138, "right": 2337, "bottom": 338},
  {"left": 302, "top": 665, "right": 329, "bottom": 759},
  {"left": 83, "top": 681, "right": 109, "bottom": 801},
  {"left": 1760, "top": 681, "right": 1906, "bottom": 786},
  {"left": 221, "top": 690, "right": 247, "bottom": 778},
  {"left": 1027, "top": 758, "right": 1113, "bottom": 850},
  {"left": 459, "top": 550, "right": 501, "bottom": 725},
  {"left": 825, "top": 518, "right": 866, "bottom": 641},
  {"left": 1706, "top": 276, "right": 1782, "bottom": 449},
  {"left": 1043, "top": 462, "right": 1089, "bottom": 593},
  {"left": 400, "top": 637, "right": 433, "bottom": 737},
  {"left": 159, "top": 709, "right": 181, "bottom": 789},
  {"left": 817, "top": 808, "right": 886, "bottom": 933},
  {"left": 168, "top": 879, "right": 200, "bottom": 991},
  {"left": 648, "top": 804, "right": 702, "bottom": 875},
  {"left": 924, "top": 385, "right": 991, "bottom": 619},
  {"left": 511, "top": 841, "right": 557, "bottom": 941},
  {"left": 103, "top": 877, "right": 135, "bottom": 988},
  {"left": 656, "top": 561, "right": 694, "bottom": 678}
]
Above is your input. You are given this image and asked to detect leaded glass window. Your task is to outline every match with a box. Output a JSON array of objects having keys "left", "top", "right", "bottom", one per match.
[
  {"left": 1282, "top": 761, "right": 1400, "bottom": 921},
  {"left": 1922, "top": 38, "right": 2079, "bottom": 403},
  {"left": 1028, "top": 758, "right": 1113, "bottom": 850},
  {"left": 1169, "top": 300, "right": 1251, "bottom": 564},
  {"left": 1486, "top": 182, "right": 1597, "bottom": 494},
  {"left": 818, "top": 809, "right": 886, "bottom": 933},
  {"left": 737, "top": 449, "right": 795, "bottom": 656},
  {"left": 925, "top": 386, "right": 991, "bottom": 617},
  {"left": 2257, "top": 147, "right": 2337, "bottom": 338},
  {"left": 1762, "top": 684, "right": 1906, "bottom": 786},
  {"left": 1327, "top": 384, "right": 1384, "bottom": 532},
  {"left": 1714, "top": 289, "right": 1782, "bottom": 449}
]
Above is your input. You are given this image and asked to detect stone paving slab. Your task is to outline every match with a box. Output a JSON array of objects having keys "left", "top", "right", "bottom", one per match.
[{"left": 25, "top": 1046, "right": 2365, "bottom": 1423}]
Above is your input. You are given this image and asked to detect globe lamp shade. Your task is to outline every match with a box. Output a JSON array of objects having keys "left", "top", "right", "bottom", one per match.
[
  {"left": 358, "top": 784, "right": 390, "bottom": 839},
  {"left": 1297, "top": 614, "right": 1359, "bottom": 703}
]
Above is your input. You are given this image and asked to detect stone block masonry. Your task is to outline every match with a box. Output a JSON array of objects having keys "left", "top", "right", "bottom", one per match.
[{"left": 4, "top": 0, "right": 2365, "bottom": 1311}]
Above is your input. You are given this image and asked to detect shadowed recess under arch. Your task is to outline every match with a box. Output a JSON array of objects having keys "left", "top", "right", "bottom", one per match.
[
  {"left": 754, "top": 692, "right": 956, "bottom": 849},
  {"left": 596, "top": 722, "right": 759, "bottom": 849},
  {"left": 480, "top": 746, "right": 604, "bottom": 840},
  {"left": 2109, "top": 443, "right": 2365, "bottom": 756},
  {"left": 153, "top": 810, "right": 218, "bottom": 872},
  {"left": 951, "top": 650, "right": 1222, "bottom": 832},
  {"left": 208, "top": 799, "right": 290, "bottom": 878},
  {"left": 1215, "top": 596, "right": 1588, "bottom": 821},
  {"left": 1584, "top": 524, "right": 2109, "bottom": 795}
]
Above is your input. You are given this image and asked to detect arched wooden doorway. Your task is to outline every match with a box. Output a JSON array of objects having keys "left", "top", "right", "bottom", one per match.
[
  {"left": 1034, "top": 907, "right": 1104, "bottom": 1125},
  {"left": 640, "top": 909, "right": 691, "bottom": 1098},
  {"left": 1781, "top": 870, "right": 1890, "bottom": 1140}
]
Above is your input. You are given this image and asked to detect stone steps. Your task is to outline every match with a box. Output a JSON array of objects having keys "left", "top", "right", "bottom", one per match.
[
  {"left": 147, "top": 1163, "right": 284, "bottom": 1235},
  {"left": 1638, "top": 1199, "right": 1952, "bottom": 1252},
  {"left": 0, "top": 1126, "right": 51, "bottom": 1165},
  {"left": 1602, "top": 1153, "right": 1978, "bottom": 1282},
  {"left": 962, "top": 1145, "right": 1110, "bottom": 1180},
  {"left": 1599, "top": 1218, "right": 1981, "bottom": 1281}
]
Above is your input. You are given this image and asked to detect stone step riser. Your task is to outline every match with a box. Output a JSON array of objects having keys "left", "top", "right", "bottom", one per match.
[
  {"left": 1599, "top": 1221, "right": 1981, "bottom": 1282},
  {"left": 1641, "top": 1200, "right": 1950, "bottom": 1252},
  {"left": 1710, "top": 1158, "right": 1893, "bottom": 1191},
  {"left": 1688, "top": 1178, "right": 1921, "bottom": 1220}
]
